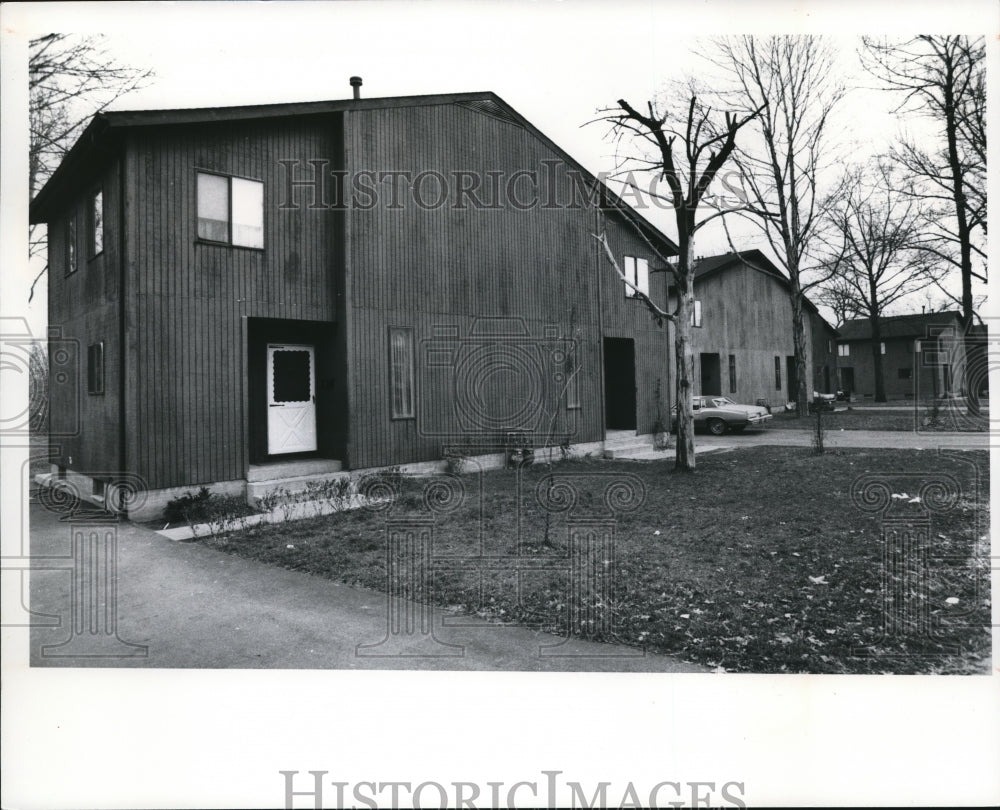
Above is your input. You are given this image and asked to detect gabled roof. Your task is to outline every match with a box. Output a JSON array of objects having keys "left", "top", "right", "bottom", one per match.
[
  {"left": 28, "top": 90, "right": 679, "bottom": 256},
  {"left": 838, "top": 311, "right": 964, "bottom": 341},
  {"left": 691, "top": 249, "right": 838, "bottom": 333}
]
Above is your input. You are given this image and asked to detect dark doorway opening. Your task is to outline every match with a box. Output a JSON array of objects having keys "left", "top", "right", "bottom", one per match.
[
  {"left": 786, "top": 355, "right": 798, "bottom": 400},
  {"left": 840, "top": 367, "right": 855, "bottom": 395},
  {"left": 603, "top": 337, "right": 636, "bottom": 430},
  {"left": 700, "top": 352, "right": 721, "bottom": 396},
  {"left": 248, "top": 318, "right": 341, "bottom": 465}
]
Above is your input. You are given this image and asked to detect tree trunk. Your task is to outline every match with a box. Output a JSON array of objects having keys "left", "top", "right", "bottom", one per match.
[
  {"left": 790, "top": 293, "right": 810, "bottom": 416},
  {"left": 673, "top": 317, "right": 696, "bottom": 471},
  {"left": 673, "top": 233, "right": 696, "bottom": 472},
  {"left": 870, "top": 316, "right": 886, "bottom": 402}
]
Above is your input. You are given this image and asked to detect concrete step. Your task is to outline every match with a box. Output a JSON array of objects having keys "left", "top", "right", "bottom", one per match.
[
  {"left": 606, "top": 447, "right": 672, "bottom": 461},
  {"left": 247, "top": 470, "right": 353, "bottom": 503},
  {"left": 247, "top": 458, "right": 342, "bottom": 483}
]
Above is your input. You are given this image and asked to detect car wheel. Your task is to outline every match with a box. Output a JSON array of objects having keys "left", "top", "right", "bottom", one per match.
[{"left": 707, "top": 418, "right": 727, "bottom": 436}]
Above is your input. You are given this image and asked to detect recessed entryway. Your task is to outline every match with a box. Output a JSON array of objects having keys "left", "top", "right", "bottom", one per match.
[{"left": 603, "top": 337, "right": 637, "bottom": 431}]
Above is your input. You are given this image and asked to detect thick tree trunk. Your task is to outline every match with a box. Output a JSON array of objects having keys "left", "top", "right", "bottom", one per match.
[
  {"left": 673, "top": 316, "right": 696, "bottom": 471},
  {"left": 673, "top": 234, "right": 697, "bottom": 472},
  {"left": 870, "top": 316, "right": 886, "bottom": 402},
  {"left": 790, "top": 294, "right": 810, "bottom": 416}
]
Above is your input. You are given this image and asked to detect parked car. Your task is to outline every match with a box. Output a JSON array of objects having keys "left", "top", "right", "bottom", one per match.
[
  {"left": 811, "top": 391, "right": 836, "bottom": 412},
  {"left": 671, "top": 396, "right": 773, "bottom": 435}
]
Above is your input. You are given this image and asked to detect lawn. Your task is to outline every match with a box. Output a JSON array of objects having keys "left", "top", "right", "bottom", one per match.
[
  {"left": 768, "top": 406, "right": 989, "bottom": 432},
  {"left": 200, "top": 448, "right": 991, "bottom": 674}
]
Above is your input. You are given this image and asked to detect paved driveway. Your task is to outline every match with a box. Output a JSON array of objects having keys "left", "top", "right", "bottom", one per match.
[{"left": 26, "top": 500, "right": 702, "bottom": 672}]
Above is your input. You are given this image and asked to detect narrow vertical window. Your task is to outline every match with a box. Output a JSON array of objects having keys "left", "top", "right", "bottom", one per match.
[
  {"left": 87, "top": 342, "right": 104, "bottom": 395},
  {"left": 623, "top": 256, "right": 649, "bottom": 297},
  {"left": 389, "top": 327, "right": 415, "bottom": 419},
  {"left": 728, "top": 354, "right": 737, "bottom": 394},
  {"left": 690, "top": 300, "right": 703, "bottom": 327},
  {"left": 565, "top": 346, "right": 580, "bottom": 409},
  {"left": 89, "top": 189, "right": 104, "bottom": 257},
  {"left": 880, "top": 341, "right": 886, "bottom": 355},
  {"left": 774, "top": 356, "right": 781, "bottom": 391},
  {"left": 65, "top": 213, "right": 77, "bottom": 275}
]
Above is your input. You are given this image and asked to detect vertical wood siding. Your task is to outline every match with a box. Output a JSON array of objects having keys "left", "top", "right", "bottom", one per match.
[
  {"left": 48, "top": 160, "right": 123, "bottom": 478},
  {"left": 344, "top": 102, "right": 671, "bottom": 469},
  {"left": 128, "top": 116, "right": 341, "bottom": 489}
]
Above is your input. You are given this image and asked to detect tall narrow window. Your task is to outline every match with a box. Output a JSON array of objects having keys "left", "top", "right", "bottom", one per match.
[
  {"left": 87, "top": 342, "right": 104, "bottom": 395},
  {"left": 728, "top": 354, "right": 737, "bottom": 394},
  {"left": 774, "top": 356, "right": 782, "bottom": 391},
  {"left": 389, "top": 327, "right": 415, "bottom": 419},
  {"left": 565, "top": 346, "right": 580, "bottom": 409},
  {"left": 623, "top": 256, "right": 649, "bottom": 297},
  {"left": 880, "top": 341, "right": 886, "bottom": 355},
  {"left": 89, "top": 189, "right": 104, "bottom": 257},
  {"left": 690, "top": 299, "right": 703, "bottom": 327},
  {"left": 65, "top": 213, "right": 77, "bottom": 275},
  {"left": 197, "top": 171, "right": 264, "bottom": 248},
  {"left": 838, "top": 343, "right": 850, "bottom": 357}
]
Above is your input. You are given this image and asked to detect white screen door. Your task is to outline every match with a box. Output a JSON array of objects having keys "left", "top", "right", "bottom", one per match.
[{"left": 266, "top": 344, "right": 317, "bottom": 455}]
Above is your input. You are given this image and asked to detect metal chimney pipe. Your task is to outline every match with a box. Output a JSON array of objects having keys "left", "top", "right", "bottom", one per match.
[{"left": 350, "top": 76, "right": 363, "bottom": 100}]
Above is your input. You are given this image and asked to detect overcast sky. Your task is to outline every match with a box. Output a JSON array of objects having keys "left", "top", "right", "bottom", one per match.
[{"left": 4, "top": 1, "right": 995, "bottom": 334}]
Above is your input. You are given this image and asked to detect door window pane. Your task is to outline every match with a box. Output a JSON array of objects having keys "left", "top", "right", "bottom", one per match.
[
  {"left": 389, "top": 328, "right": 415, "bottom": 418},
  {"left": 272, "top": 350, "right": 311, "bottom": 402}
]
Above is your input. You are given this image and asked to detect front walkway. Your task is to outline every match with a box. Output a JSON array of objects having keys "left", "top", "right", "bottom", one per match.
[{"left": 26, "top": 500, "right": 702, "bottom": 672}]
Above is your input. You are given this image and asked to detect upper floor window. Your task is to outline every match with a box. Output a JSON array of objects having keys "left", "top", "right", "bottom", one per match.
[
  {"left": 65, "top": 212, "right": 77, "bottom": 275},
  {"left": 838, "top": 343, "right": 850, "bottom": 357},
  {"left": 197, "top": 171, "right": 264, "bottom": 248},
  {"left": 690, "top": 299, "right": 703, "bottom": 328},
  {"left": 89, "top": 189, "right": 104, "bottom": 257},
  {"left": 623, "top": 256, "right": 649, "bottom": 298},
  {"left": 880, "top": 341, "right": 886, "bottom": 355}
]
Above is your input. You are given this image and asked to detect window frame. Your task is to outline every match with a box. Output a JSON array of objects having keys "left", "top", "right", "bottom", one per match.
[
  {"left": 623, "top": 255, "right": 649, "bottom": 299},
  {"left": 65, "top": 211, "right": 78, "bottom": 276},
  {"left": 838, "top": 343, "right": 850, "bottom": 357},
  {"left": 690, "top": 299, "right": 703, "bottom": 328},
  {"left": 388, "top": 326, "right": 415, "bottom": 420},
  {"left": 88, "top": 187, "right": 104, "bottom": 258},
  {"left": 87, "top": 342, "right": 104, "bottom": 396},
  {"left": 774, "top": 356, "right": 782, "bottom": 391},
  {"left": 195, "top": 169, "right": 265, "bottom": 249},
  {"left": 728, "top": 354, "right": 737, "bottom": 394},
  {"left": 880, "top": 341, "right": 886, "bottom": 355}
]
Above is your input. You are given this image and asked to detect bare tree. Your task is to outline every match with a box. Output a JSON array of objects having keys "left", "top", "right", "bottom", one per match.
[
  {"left": 860, "top": 35, "right": 986, "bottom": 404},
  {"left": 822, "top": 161, "right": 941, "bottom": 401},
  {"left": 707, "top": 35, "right": 846, "bottom": 414},
  {"left": 28, "top": 34, "right": 151, "bottom": 298},
  {"left": 814, "top": 277, "right": 863, "bottom": 328},
  {"left": 594, "top": 92, "right": 762, "bottom": 471}
]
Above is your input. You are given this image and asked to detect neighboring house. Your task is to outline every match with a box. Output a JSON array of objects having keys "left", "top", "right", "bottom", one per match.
[
  {"left": 29, "top": 86, "right": 679, "bottom": 518},
  {"left": 679, "top": 250, "right": 838, "bottom": 408},
  {"left": 835, "top": 311, "right": 968, "bottom": 401}
]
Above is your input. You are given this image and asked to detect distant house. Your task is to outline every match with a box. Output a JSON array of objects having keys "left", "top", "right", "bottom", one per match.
[
  {"left": 835, "top": 311, "right": 967, "bottom": 400},
  {"left": 29, "top": 87, "right": 679, "bottom": 518},
  {"left": 680, "top": 250, "right": 838, "bottom": 407}
]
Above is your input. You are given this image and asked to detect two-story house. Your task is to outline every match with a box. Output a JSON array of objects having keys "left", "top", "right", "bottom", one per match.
[{"left": 30, "top": 86, "right": 679, "bottom": 518}]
